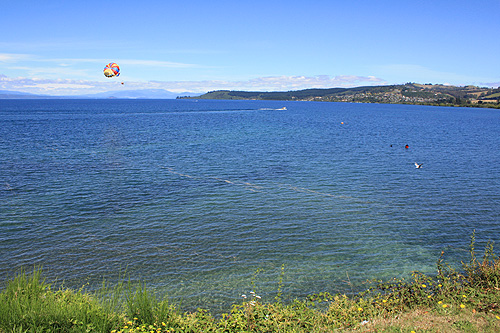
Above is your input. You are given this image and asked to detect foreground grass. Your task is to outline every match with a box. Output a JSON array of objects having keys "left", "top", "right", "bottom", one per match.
[{"left": 1, "top": 233, "right": 500, "bottom": 332}]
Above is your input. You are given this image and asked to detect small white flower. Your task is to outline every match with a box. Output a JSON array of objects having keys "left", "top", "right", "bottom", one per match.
[
  {"left": 255, "top": 295, "right": 261, "bottom": 299},
  {"left": 250, "top": 291, "right": 255, "bottom": 294},
  {"left": 241, "top": 294, "right": 247, "bottom": 298}
]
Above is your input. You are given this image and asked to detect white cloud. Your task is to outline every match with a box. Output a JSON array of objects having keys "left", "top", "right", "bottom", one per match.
[
  {"left": 118, "top": 59, "right": 198, "bottom": 69},
  {"left": 8, "top": 66, "right": 92, "bottom": 78},
  {"left": 0, "top": 53, "right": 200, "bottom": 81},
  {"left": 44, "top": 58, "right": 199, "bottom": 69},
  {"left": 149, "top": 75, "right": 386, "bottom": 93},
  {"left": 480, "top": 81, "right": 500, "bottom": 88},
  {"left": 0, "top": 75, "right": 119, "bottom": 95},
  {"left": 0, "top": 74, "right": 386, "bottom": 95},
  {"left": 0, "top": 53, "right": 198, "bottom": 68},
  {"left": 373, "top": 64, "right": 498, "bottom": 86},
  {"left": 0, "top": 53, "right": 34, "bottom": 62}
]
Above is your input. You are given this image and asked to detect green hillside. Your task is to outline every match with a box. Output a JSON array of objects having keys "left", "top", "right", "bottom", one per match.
[{"left": 186, "top": 83, "right": 500, "bottom": 108}]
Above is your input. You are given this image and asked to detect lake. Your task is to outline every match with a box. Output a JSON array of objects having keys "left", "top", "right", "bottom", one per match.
[{"left": 1, "top": 99, "right": 499, "bottom": 313}]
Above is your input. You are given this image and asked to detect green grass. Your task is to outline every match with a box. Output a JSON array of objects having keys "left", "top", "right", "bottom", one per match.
[
  {"left": 483, "top": 91, "right": 500, "bottom": 99},
  {"left": 1, "top": 232, "right": 500, "bottom": 332}
]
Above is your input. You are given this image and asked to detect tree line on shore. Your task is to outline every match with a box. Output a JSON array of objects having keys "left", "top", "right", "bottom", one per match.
[{"left": 183, "top": 83, "right": 500, "bottom": 109}]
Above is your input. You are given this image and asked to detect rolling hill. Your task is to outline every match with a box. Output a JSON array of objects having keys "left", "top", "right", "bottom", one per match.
[{"left": 187, "top": 83, "right": 500, "bottom": 108}]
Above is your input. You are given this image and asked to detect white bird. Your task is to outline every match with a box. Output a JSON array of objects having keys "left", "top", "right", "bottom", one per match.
[{"left": 415, "top": 162, "right": 423, "bottom": 169}]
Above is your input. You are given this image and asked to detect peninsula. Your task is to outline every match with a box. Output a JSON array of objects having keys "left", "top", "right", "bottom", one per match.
[{"left": 182, "top": 83, "right": 500, "bottom": 108}]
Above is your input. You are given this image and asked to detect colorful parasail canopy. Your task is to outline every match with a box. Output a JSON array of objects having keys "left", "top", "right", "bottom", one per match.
[{"left": 103, "top": 62, "right": 120, "bottom": 78}]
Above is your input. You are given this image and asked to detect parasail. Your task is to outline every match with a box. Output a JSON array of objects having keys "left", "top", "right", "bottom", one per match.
[{"left": 103, "top": 62, "right": 120, "bottom": 78}]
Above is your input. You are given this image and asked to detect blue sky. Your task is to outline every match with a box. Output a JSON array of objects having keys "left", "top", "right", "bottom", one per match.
[{"left": 1, "top": 0, "right": 499, "bottom": 95}]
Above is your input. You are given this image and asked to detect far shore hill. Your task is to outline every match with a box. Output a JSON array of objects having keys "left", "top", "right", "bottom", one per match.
[{"left": 180, "top": 83, "right": 500, "bottom": 108}]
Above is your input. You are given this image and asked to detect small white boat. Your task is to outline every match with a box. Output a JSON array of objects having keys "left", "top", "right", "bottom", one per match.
[{"left": 277, "top": 107, "right": 287, "bottom": 110}]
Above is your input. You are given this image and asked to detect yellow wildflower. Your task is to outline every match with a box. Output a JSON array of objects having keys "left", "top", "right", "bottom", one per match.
[
  {"left": 162, "top": 322, "right": 166, "bottom": 327},
  {"left": 460, "top": 304, "right": 465, "bottom": 308},
  {"left": 427, "top": 295, "right": 432, "bottom": 298},
  {"left": 462, "top": 295, "right": 467, "bottom": 298},
  {"left": 442, "top": 304, "right": 448, "bottom": 308},
  {"left": 496, "top": 315, "right": 500, "bottom": 320},
  {"left": 421, "top": 284, "right": 426, "bottom": 288},
  {"left": 438, "top": 284, "right": 442, "bottom": 287},
  {"left": 382, "top": 299, "right": 387, "bottom": 303},
  {"left": 438, "top": 301, "right": 443, "bottom": 304},
  {"left": 358, "top": 307, "right": 363, "bottom": 311}
]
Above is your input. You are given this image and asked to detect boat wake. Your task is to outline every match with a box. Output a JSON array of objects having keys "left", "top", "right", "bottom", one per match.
[{"left": 258, "top": 107, "right": 287, "bottom": 111}]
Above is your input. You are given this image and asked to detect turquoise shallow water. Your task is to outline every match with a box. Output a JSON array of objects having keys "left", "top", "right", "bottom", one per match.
[{"left": 1, "top": 99, "right": 499, "bottom": 313}]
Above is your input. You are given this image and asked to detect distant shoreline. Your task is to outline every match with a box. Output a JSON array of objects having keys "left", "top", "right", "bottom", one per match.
[
  {"left": 180, "top": 83, "right": 500, "bottom": 109},
  {"left": 2, "top": 82, "right": 500, "bottom": 109}
]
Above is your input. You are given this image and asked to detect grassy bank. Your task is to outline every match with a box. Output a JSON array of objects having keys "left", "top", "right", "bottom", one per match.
[{"left": 1, "top": 233, "right": 499, "bottom": 332}]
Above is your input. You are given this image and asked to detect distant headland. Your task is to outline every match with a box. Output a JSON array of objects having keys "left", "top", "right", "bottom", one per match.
[{"left": 179, "top": 83, "right": 500, "bottom": 109}]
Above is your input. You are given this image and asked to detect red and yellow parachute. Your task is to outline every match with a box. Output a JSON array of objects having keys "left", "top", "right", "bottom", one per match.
[{"left": 103, "top": 62, "right": 120, "bottom": 78}]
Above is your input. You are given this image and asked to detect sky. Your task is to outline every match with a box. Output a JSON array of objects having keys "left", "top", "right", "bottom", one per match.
[{"left": 1, "top": 0, "right": 499, "bottom": 96}]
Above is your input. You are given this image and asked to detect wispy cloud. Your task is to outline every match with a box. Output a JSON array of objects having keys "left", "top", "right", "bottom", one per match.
[
  {"left": 241, "top": 75, "right": 385, "bottom": 90},
  {"left": 0, "top": 53, "right": 200, "bottom": 80},
  {"left": 182, "top": 75, "right": 385, "bottom": 92},
  {"left": 480, "top": 81, "right": 500, "bottom": 88},
  {"left": 0, "top": 75, "right": 121, "bottom": 95},
  {"left": 8, "top": 66, "right": 93, "bottom": 78},
  {"left": 1, "top": 53, "right": 198, "bottom": 67},
  {"left": 46, "top": 58, "right": 199, "bottom": 69},
  {"left": 0, "top": 53, "right": 386, "bottom": 94},
  {"left": 0, "top": 74, "right": 386, "bottom": 95},
  {"left": 0, "top": 53, "right": 34, "bottom": 62},
  {"left": 373, "top": 64, "right": 498, "bottom": 87},
  {"left": 118, "top": 59, "right": 198, "bottom": 68}
]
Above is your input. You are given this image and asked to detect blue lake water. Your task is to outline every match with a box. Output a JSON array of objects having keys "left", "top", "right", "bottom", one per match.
[{"left": 1, "top": 99, "right": 499, "bottom": 313}]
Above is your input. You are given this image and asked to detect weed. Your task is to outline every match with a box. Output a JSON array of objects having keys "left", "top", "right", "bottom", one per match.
[{"left": 1, "top": 233, "right": 499, "bottom": 332}]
